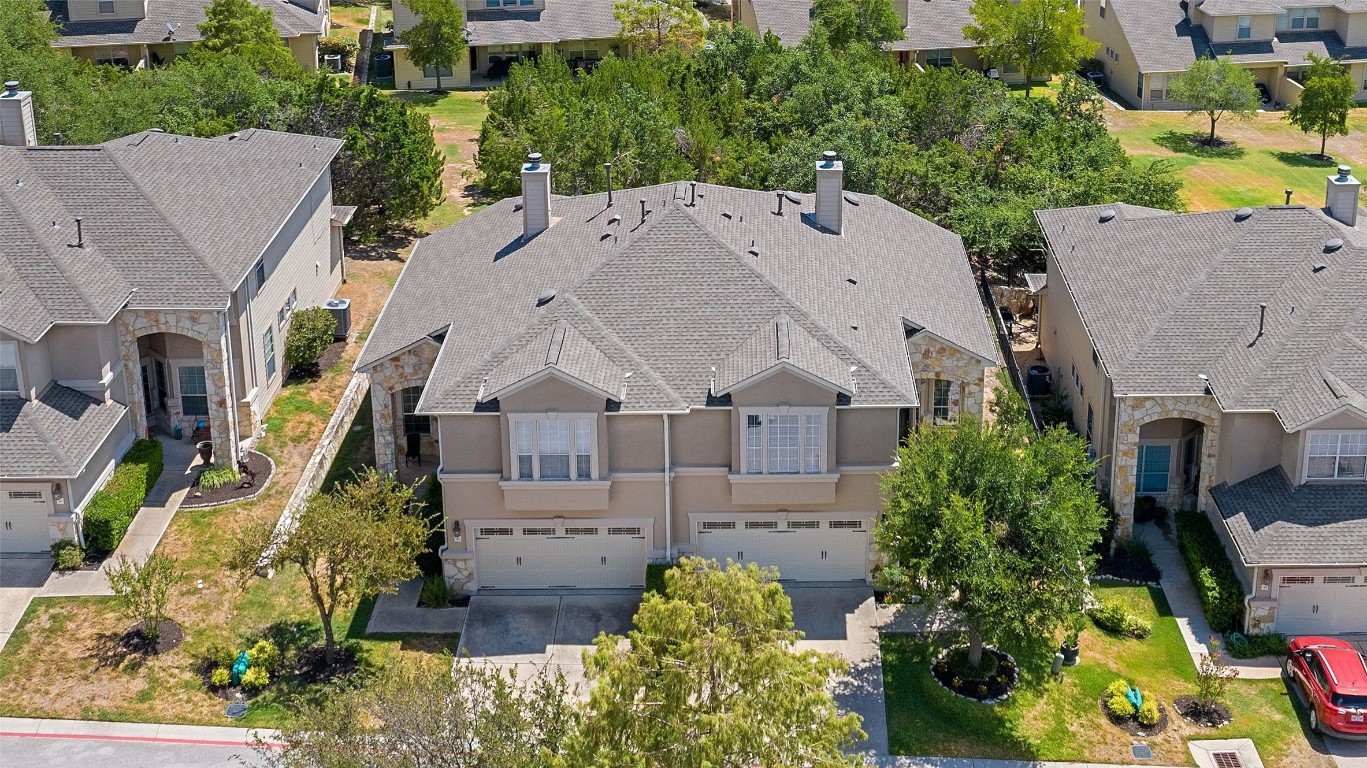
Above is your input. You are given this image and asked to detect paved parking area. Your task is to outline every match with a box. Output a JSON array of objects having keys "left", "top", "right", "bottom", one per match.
[{"left": 0, "top": 556, "right": 53, "bottom": 652}]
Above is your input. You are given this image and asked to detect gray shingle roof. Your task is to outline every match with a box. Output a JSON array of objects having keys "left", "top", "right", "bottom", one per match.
[
  {"left": 1109, "top": 0, "right": 1213, "bottom": 73},
  {"left": 0, "top": 385, "right": 128, "bottom": 479},
  {"left": 1212, "top": 468, "right": 1367, "bottom": 566},
  {"left": 1036, "top": 203, "right": 1367, "bottom": 430},
  {"left": 0, "top": 130, "right": 343, "bottom": 341},
  {"left": 359, "top": 179, "right": 998, "bottom": 413},
  {"left": 747, "top": 0, "right": 974, "bottom": 51},
  {"left": 49, "top": 0, "right": 325, "bottom": 48},
  {"left": 1195, "top": 0, "right": 1283, "bottom": 15},
  {"left": 1214, "top": 30, "right": 1367, "bottom": 65},
  {"left": 461, "top": 0, "right": 621, "bottom": 46}
]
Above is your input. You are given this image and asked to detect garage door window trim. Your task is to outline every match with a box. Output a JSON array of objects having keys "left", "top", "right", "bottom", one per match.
[
  {"left": 740, "top": 406, "right": 826, "bottom": 475},
  {"left": 509, "top": 412, "right": 598, "bottom": 481}
]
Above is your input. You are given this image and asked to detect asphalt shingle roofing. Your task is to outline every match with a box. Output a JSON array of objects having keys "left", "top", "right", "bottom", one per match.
[
  {"left": 49, "top": 0, "right": 325, "bottom": 48},
  {"left": 0, "top": 129, "right": 342, "bottom": 342},
  {"left": 358, "top": 179, "right": 998, "bottom": 413},
  {"left": 746, "top": 0, "right": 973, "bottom": 50},
  {"left": 1036, "top": 202, "right": 1367, "bottom": 430},
  {"left": 463, "top": 0, "right": 621, "bottom": 46},
  {"left": 1109, "top": 0, "right": 1213, "bottom": 72},
  {"left": 1212, "top": 468, "right": 1367, "bottom": 565},
  {"left": 0, "top": 385, "right": 128, "bottom": 478}
]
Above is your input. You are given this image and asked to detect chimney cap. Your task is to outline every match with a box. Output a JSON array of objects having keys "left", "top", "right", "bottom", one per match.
[
  {"left": 1335, "top": 165, "right": 1353, "bottom": 180},
  {"left": 821, "top": 150, "right": 838, "bottom": 166},
  {"left": 3, "top": 81, "right": 18, "bottom": 93},
  {"left": 526, "top": 152, "right": 543, "bottom": 166}
]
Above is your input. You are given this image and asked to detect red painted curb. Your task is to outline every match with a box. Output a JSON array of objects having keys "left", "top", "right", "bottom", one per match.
[{"left": 0, "top": 731, "right": 285, "bottom": 748}]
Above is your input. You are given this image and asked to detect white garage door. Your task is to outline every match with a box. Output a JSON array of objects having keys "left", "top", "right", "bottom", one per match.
[
  {"left": 1, "top": 487, "right": 52, "bottom": 554},
  {"left": 1277, "top": 575, "right": 1367, "bottom": 635},
  {"left": 473, "top": 520, "right": 648, "bottom": 589},
  {"left": 696, "top": 518, "right": 869, "bottom": 582}
]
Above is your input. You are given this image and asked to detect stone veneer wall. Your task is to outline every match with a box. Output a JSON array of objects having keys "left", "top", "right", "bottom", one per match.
[
  {"left": 118, "top": 309, "right": 237, "bottom": 466},
  {"left": 906, "top": 334, "right": 993, "bottom": 422},
  {"left": 1110, "top": 394, "right": 1221, "bottom": 538},
  {"left": 368, "top": 343, "right": 440, "bottom": 473}
]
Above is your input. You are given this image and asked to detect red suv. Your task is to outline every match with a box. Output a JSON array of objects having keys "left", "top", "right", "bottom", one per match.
[{"left": 1287, "top": 636, "right": 1367, "bottom": 739}]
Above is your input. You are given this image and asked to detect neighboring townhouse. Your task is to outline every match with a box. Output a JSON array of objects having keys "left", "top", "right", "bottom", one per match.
[
  {"left": 1034, "top": 167, "right": 1367, "bottom": 635},
  {"left": 47, "top": 0, "right": 330, "bottom": 72},
  {"left": 386, "top": 0, "right": 619, "bottom": 89},
  {"left": 734, "top": 0, "right": 1034, "bottom": 83},
  {"left": 357, "top": 152, "right": 1000, "bottom": 591},
  {"left": 0, "top": 82, "right": 350, "bottom": 554},
  {"left": 1083, "top": 0, "right": 1367, "bottom": 110}
]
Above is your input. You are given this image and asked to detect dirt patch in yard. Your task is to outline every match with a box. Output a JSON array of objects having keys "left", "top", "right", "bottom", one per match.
[{"left": 431, "top": 116, "right": 484, "bottom": 225}]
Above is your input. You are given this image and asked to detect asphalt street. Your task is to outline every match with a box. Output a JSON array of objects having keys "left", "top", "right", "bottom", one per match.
[{"left": 0, "top": 733, "right": 267, "bottom": 767}]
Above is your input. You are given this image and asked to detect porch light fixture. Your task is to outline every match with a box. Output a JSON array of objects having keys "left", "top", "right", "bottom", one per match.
[
  {"left": 778, "top": 403, "right": 790, "bottom": 416},
  {"left": 52, "top": 482, "right": 64, "bottom": 504},
  {"left": 546, "top": 408, "right": 559, "bottom": 420}
]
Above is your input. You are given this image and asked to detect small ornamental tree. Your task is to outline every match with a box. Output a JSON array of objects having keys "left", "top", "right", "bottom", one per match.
[
  {"left": 566, "top": 558, "right": 865, "bottom": 766},
  {"left": 231, "top": 469, "right": 431, "bottom": 666},
  {"left": 283, "top": 306, "right": 336, "bottom": 374},
  {"left": 876, "top": 381, "right": 1106, "bottom": 668},
  {"left": 1285, "top": 53, "right": 1355, "bottom": 159},
  {"left": 964, "top": 0, "right": 1096, "bottom": 97},
  {"left": 399, "top": 0, "right": 467, "bottom": 92},
  {"left": 107, "top": 554, "right": 179, "bottom": 647},
  {"left": 1194, "top": 638, "right": 1240, "bottom": 712},
  {"left": 1168, "top": 56, "right": 1260, "bottom": 145},
  {"left": 198, "top": 0, "right": 300, "bottom": 76},
  {"left": 613, "top": 0, "right": 705, "bottom": 54},
  {"left": 812, "top": 0, "right": 905, "bottom": 50}
]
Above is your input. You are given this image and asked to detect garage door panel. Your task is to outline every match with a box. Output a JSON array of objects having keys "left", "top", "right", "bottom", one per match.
[
  {"left": 1277, "top": 575, "right": 1366, "bottom": 635},
  {"left": 696, "top": 518, "right": 868, "bottom": 582},
  {"left": 1, "top": 488, "right": 51, "bottom": 554},
  {"left": 474, "top": 521, "right": 647, "bottom": 589}
]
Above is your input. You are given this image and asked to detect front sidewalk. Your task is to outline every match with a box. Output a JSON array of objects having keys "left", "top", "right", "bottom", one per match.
[{"left": 0, "top": 716, "right": 280, "bottom": 746}]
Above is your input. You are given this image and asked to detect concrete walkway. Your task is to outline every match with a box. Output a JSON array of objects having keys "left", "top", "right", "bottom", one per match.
[
  {"left": 365, "top": 577, "right": 468, "bottom": 634},
  {"left": 1133, "top": 522, "right": 1282, "bottom": 679},
  {"left": 0, "top": 716, "right": 280, "bottom": 745}
]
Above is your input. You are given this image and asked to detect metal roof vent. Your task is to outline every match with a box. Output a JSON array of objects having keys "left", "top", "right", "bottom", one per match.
[
  {"left": 535, "top": 289, "right": 556, "bottom": 307},
  {"left": 599, "top": 230, "right": 612, "bottom": 241},
  {"left": 1324, "top": 237, "right": 1344, "bottom": 252},
  {"left": 1313, "top": 263, "right": 1328, "bottom": 273},
  {"left": 846, "top": 277, "right": 857, "bottom": 285},
  {"left": 1099, "top": 209, "right": 1117, "bottom": 222},
  {"left": 746, "top": 247, "right": 759, "bottom": 257},
  {"left": 722, "top": 210, "right": 733, "bottom": 219},
  {"left": 1234, "top": 207, "right": 1254, "bottom": 221},
  {"left": 843, "top": 193, "right": 860, "bottom": 206},
  {"left": 783, "top": 191, "right": 802, "bottom": 204}
]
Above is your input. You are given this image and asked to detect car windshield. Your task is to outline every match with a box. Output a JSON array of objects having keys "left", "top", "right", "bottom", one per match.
[{"left": 1331, "top": 693, "right": 1367, "bottom": 709}]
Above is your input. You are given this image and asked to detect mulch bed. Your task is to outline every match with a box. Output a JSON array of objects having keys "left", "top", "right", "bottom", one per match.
[
  {"left": 931, "top": 646, "right": 1020, "bottom": 703},
  {"left": 284, "top": 339, "right": 348, "bottom": 385},
  {"left": 295, "top": 645, "right": 361, "bottom": 685},
  {"left": 181, "top": 451, "right": 274, "bottom": 509},
  {"left": 1096, "top": 557, "right": 1162, "bottom": 584},
  {"left": 1099, "top": 694, "right": 1170, "bottom": 736},
  {"left": 120, "top": 619, "right": 184, "bottom": 656},
  {"left": 1174, "top": 695, "right": 1233, "bottom": 727}
]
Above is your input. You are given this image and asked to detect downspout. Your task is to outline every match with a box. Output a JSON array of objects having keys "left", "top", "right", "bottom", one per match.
[
  {"left": 218, "top": 308, "right": 240, "bottom": 462},
  {"left": 663, "top": 413, "right": 673, "bottom": 561}
]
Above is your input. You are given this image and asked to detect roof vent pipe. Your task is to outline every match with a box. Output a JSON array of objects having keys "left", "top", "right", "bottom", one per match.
[
  {"left": 815, "top": 150, "right": 843, "bottom": 234},
  {"left": 73, "top": 217, "right": 84, "bottom": 248},
  {"left": 639, "top": 198, "right": 647, "bottom": 224},
  {"left": 775, "top": 191, "right": 785, "bottom": 216},
  {"left": 1326, "top": 165, "right": 1360, "bottom": 227},
  {"left": 1257, "top": 302, "right": 1266, "bottom": 339},
  {"left": 1284, "top": 188, "right": 1293, "bottom": 205},
  {"left": 689, "top": 181, "right": 697, "bottom": 207},
  {"left": 604, "top": 162, "right": 613, "bottom": 206},
  {"left": 521, "top": 152, "right": 551, "bottom": 239}
]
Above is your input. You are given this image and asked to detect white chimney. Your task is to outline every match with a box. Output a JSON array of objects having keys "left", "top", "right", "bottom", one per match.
[
  {"left": 0, "top": 81, "right": 37, "bottom": 148},
  {"left": 814, "top": 150, "right": 843, "bottom": 235},
  {"left": 521, "top": 152, "right": 551, "bottom": 239},
  {"left": 1325, "top": 165, "right": 1360, "bottom": 228}
]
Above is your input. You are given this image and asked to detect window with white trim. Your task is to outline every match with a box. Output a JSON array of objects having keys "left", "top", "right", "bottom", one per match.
[
  {"left": 263, "top": 327, "right": 277, "bottom": 381},
  {"left": 1278, "top": 6, "right": 1319, "bottom": 30},
  {"left": 1237, "top": 15, "right": 1252, "bottom": 39},
  {"left": 401, "top": 386, "right": 430, "bottom": 435},
  {"left": 423, "top": 64, "right": 455, "bottom": 77},
  {"left": 0, "top": 341, "right": 19, "bottom": 393},
  {"left": 178, "top": 365, "right": 209, "bottom": 416},
  {"left": 1306, "top": 431, "right": 1367, "bottom": 480},
  {"left": 510, "top": 414, "right": 597, "bottom": 481},
  {"left": 98, "top": 0, "right": 114, "bottom": 12},
  {"left": 932, "top": 380, "right": 953, "bottom": 423},
  {"left": 740, "top": 407, "right": 826, "bottom": 475},
  {"left": 925, "top": 49, "right": 954, "bottom": 67}
]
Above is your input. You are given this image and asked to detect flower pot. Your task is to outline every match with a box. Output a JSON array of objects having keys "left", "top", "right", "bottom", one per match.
[
  {"left": 196, "top": 441, "right": 213, "bottom": 465},
  {"left": 1060, "top": 643, "right": 1080, "bottom": 666}
]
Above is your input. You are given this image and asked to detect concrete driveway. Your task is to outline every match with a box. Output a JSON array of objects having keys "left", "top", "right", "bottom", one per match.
[
  {"left": 456, "top": 585, "right": 888, "bottom": 754},
  {"left": 0, "top": 556, "right": 53, "bottom": 652}
]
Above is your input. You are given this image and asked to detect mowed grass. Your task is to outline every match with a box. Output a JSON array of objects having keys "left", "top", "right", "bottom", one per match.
[
  {"left": 389, "top": 90, "right": 491, "bottom": 232},
  {"left": 1107, "top": 108, "right": 1367, "bottom": 211},
  {"left": 882, "top": 584, "right": 1331, "bottom": 767}
]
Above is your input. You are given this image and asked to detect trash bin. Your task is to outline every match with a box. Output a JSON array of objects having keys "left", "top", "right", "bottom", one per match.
[
  {"left": 374, "top": 53, "right": 394, "bottom": 79},
  {"left": 172, "top": 423, "right": 183, "bottom": 440}
]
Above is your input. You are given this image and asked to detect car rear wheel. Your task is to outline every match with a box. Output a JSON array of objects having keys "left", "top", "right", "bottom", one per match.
[
  {"left": 1309, "top": 708, "right": 1321, "bottom": 734},
  {"left": 1286, "top": 657, "right": 1296, "bottom": 678}
]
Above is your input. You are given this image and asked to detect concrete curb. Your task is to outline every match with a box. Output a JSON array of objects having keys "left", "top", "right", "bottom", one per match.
[{"left": 0, "top": 717, "right": 283, "bottom": 747}]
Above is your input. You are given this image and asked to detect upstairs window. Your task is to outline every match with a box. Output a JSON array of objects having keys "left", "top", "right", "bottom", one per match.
[
  {"left": 263, "top": 327, "right": 277, "bottom": 381},
  {"left": 98, "top": 0, "right": 114, "bottom": 12},
  {"left": 511, "top": 414, "right": 596, "bottom": 481},
  {"left": 1237, "top": 15, "right": 1252, "bottom": 39},
  {"left": 254, "top": 259, "right": 267, "bottom": 294},
  {"left": 1279, "top": 6, "right": 1319, "bottom": 29},
  {"left": 0, "top": 341, "right": 19, "bottom": 393},
  {"left": 1307, "top": 431, "right": 1367, "bottom": 480},
  {"left": 402, "top": 386, "right": 430, "bottom": 435},
  {"left": 1099, "top": 0, "right": 1106, "bottom": 17},
  {"left": 742, "top": 408, "right": 826, "bottom": 475}
]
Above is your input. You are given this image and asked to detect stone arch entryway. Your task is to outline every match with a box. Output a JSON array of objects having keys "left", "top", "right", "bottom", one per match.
[
  {"left": 118, "top": 309, "right": 238, "bottom": 467},
  {"left": 1111, "top": 395, "right": 1221, "bottom": 538},
  {"left": 367, "top": 343, "right": 440, "bottom": 474}
]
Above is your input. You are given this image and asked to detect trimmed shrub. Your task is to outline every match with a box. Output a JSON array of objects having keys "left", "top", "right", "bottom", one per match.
[
  {"left": 203, "top": 642, "right": 238, "bottom": 671},
  {"left": 83, "top": 439, "right": 163, "bottom": 557},
  {"left": 1137, "top": 699, "right": 1160, "bottom": 726},
  {"left": 1175, "top": 512, "right": 1243, "bottom": 631},
  {"left": 646, "top": 562, "right": 670, "bottom": 595},
  {"left": 1106, "top": 694, "right": 1135, "bottom": 719},
  {"left": 240, "top": 667, "right": 270, "bottom": 693},
  {"left": 418, "top": 574, "right": 450, "bottom": 608},
  {"left": 1104, "top": 679, "right": 1130, "bottom": 700},
  {"left": 416, "top": 476, "right": 444, "bottom": 577},
  {"left": 198, "top": 466, "right": 240, "bottom": 491},
  {"left": 247, "top": 639, "right": 282, "bottom": 673},
  {"left": 51, "top": 541, "right": 84, "bottom": 570},
  {"left": 210, "top": 666, "right": 231, "bottom": 689},
  {"left": 1226, "top": 631, "right": 1287, "bottom": 659},
  {"left": 284, "top": 307, "right": 337, "bottom": 373},
  {"left": 1088, "top": 600, "right": 1153, "bottom": 639}
]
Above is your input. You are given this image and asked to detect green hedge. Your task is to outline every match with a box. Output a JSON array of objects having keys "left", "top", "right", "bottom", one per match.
[
  {"left": 416, "top": 475, "right": 444, "bottom": 578},
  {"left": 83, "top": 439, "right": 163, "bottom": 557},
  {"left": 1174, "top": 511, "right": 1243, "bottom": 632}
]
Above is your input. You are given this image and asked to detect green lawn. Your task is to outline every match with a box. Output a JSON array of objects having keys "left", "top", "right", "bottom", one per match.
[
  {"left": 882, "top": 584, "right": 1330, "bottom": 767},
  {"left": 389, "top": 90, "right": 490, "bottom": 233},
  {"left": 1107, "top": 108, "right": 1367, "bottom": 211}
]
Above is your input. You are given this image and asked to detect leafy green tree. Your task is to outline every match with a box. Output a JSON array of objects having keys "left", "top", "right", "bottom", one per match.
[
  {"left": 107, "top": 554, "right": 179, "bottom": 647},
  {"left": 231, "top": 469, "right": 431, "bottom": 666},
  {"left": 399, "top": 0, "right": 467, "bottom": 91},
  {"left": 964, "top": 0, "right": 1096, "bottom": 96},
  {"left": 613, "top": 0, "right": 705, "bottom": 54},
  {"left": 563, "top": 557, "right": 865, "bottom": 766},
  {"left": 198, "top": 0, "right": 300, "bottom": 75},
  {"left": 0, "top": 0, "right": 110, "bottom": 144},
  {"left": 1168, "top": 56, "right": 1259, "bottom": 145},
  {"left": 876, "top": 382, "right": 1106, "bottom": 667},
  {"left": 257, "top": 657, "right": 576, "bottom": 768},
  {"left": 1286, "top": 53, "right": 1355, "bottom": 159},
  {"left": 812, "top": 0, "right": 905, "bottom": 50}
]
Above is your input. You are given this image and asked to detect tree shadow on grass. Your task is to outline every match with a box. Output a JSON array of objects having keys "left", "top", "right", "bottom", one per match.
[
  {"left": 1271, "top": 150, "right": 1338, "bottom": 168},
  {"left": 1153, "top": 130, "right": 1246, "bottom": 159}
]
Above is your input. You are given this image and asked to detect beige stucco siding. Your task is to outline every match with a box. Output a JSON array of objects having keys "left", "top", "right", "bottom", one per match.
[
  {"left": 1214, "top": 411, "right": 1285, "bottom": 487},
  {"left": 836, "top": 407, "right": 899, "bottom": 465},
  {"left": 671, "top": 408, "right": 731, "bottom": 467},
  {"left": 437, "top": 414, "right": 502, "bottom": 472},
  {"left": 606, "top": 414, "right": 666, "bottom": 471}
]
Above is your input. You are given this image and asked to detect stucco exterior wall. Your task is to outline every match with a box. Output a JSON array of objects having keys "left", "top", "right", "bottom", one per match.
[
  {"left": 1214, "top": 411, "right": 1285, "bottom": 487},
  {"left": 288, "top": 34, "right": 321, "bottom": 71}
]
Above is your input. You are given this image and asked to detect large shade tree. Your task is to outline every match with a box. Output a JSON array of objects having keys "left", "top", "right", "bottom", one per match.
[
  {"left": 812, "top": 0, "right": 906, "bottom": 50},
  {"left": 1285, "top": 52, "right": 1356, "bottom": 159},
  {"left": 963, "top": 0, "right": 1096, "bottom": 97},
  {"left": 399, "top": 0, "right": 467, "bottom": 92},
  {"left": 876, "top": 381, "right": 1106, "bottom": 667},
  {"left": 1169, "top": 55, "right": 1260, "bottom": 145},
  {"left": 613, "top": 0, "right": 705, "bottom": 54},
  {"left": 198, "top": 0, "right": 300, "bottom": 75}
]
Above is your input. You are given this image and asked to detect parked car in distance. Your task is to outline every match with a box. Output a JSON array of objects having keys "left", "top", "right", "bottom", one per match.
[{"left": 1287, "top": 636, "right": 1367, "bottom": 739}]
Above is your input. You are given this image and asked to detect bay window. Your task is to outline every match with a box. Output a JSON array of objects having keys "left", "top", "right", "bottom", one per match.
[
  {"left": 1307, "top": 431, "right": 1367, "bottom": 480},
  {"left": 511, "top": 414, "right": 597, "bottom": 481},
  {"left": 741, "top": 408, "right": 826, "bottom": 475}
]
